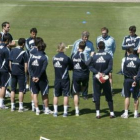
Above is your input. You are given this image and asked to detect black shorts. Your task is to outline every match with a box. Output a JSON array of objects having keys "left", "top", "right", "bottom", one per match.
[
  {"left": 30, "top": 78, "right": 49, "bottom": 95},
  {"left": 0, "top": 72, "right": 11, "bottom": 87},
  {"left": 11, "top": 75, "right": 26, "bottom": 93},
  {"left": 124, "top": 78, "right": 139, "bottom": 99},
  {"left": 72, "top": 76, "right": 89, "bottom": 94},
  {"left": 54, "top": 79, "right": 70, "bottom": 97}
]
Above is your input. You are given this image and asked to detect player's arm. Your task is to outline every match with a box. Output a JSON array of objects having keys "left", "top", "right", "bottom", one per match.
[{"left": 103, "top": 56, "right": 113, "bottom": 74}]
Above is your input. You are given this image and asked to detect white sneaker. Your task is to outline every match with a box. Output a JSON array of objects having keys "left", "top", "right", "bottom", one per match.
[
  {"left": 36, "top": 110, "right": 40, "bottom": 115},
  {"left": 134, "top": 114, "right": 139, "bottom": 118},
  {"left": 0, "top": 105, "right": 9, "bottom": 109},
  {"left": 121, "top": 113, "right": 128, "bottom": 118},
  {"left": 18, "top": 108, "right": 29, "bottom": 112},
  {"left": 44, "top": 109, "right": 54, "bottom": 115},
  {"left": 11, "top": 107, "right": 15, "bottom": 112}
]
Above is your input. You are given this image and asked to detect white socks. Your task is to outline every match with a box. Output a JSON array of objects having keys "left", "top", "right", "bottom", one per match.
[
  {"left": 96, "top": 110, "right": 100, "bottom": 116},
  {"left": 0, "top": 98, "right": 4, "bottom": 107},
  {"left": 64, "top": 106, "right": 68, "bottom": 114},
  {"left": 75, "top": 106, "right": 79, "bottom": 114},
  {"left": 54, "top": 105, "right": 58, "bottom": 113}
]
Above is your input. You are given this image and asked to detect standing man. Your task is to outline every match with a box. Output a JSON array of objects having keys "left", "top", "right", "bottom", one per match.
[
  {"left": 9, "top": 38, "right": 28, "bottom": 112},
  {"left": 122, "top": 25, "right": 140, "bottom": 56},
  {"left": 71, "top": 31, "right": 95, "bottom": 99},
  {"left": 53, "top": 43, "right": 72, "bottom": 117},
  {"left": 121, "top": 47, "right": 140, "bottom": 118},
  {"left": 96, "top": 27, "right": 116, "bottom": 93},
  {"left": 72, "top": 41, "right": 89, "bottom": 116},
  {"left": 87, "top": 41, "right": 115, "bottom": 119}
]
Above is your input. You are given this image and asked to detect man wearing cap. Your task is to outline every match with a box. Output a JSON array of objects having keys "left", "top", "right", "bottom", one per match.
[
  {"left": 87, "top": 41, "right": 115, "bottom": 119},
  {"left": 121, "top": 47, "right": 140, "bottom": 119}
]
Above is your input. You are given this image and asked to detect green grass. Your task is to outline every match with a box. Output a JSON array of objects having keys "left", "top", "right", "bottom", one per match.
[{"left": 0, "top": 0, "right": 140, "bottom": 140}]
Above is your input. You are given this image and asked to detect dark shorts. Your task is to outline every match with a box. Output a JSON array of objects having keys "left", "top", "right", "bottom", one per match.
[
  {"left": 93, "top": 76, "right": 113, "bottom": 102},
  {"left": 30, "top": 78, "right": 49, "bottom": 95},
  {"left": 124, "top": 78, "right": 139, "bottom": 99},
  {"left": 54, "top": 79, "right": 70, "bottom": 97},
  {"left": 11, "top": 75, "right": 26, "bottom": 93},
  {"left": 72, "top": 76, "right": 89, "bottom": 94},
  {"left": 0, "top": 72, "right": 11, "bottom": 87}
]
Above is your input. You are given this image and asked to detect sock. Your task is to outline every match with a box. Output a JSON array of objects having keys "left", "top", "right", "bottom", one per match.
[
  {"left": 31, "top": 100, "right": 34, "bottom": 108},
  {"left": 64, "top": 106, "right": 68, "bottom": 114},
  {"left": 36, "top": 107, "right": 39, "bottom": 112},
  {"left": 124, "top": 110, "right": 128, "bottom": 115},
  {"left": 0, "top": 98, "right": 4, "bottom": 107},
  {"left": 96, "top": 110, "right": 100, "bottom": 116},
  {"left": 54, "top": 105, "right": 58, "bottom": 113},
  {"left": 75, "top": 106, "right": 79, "bottom": 114},
  {"left": 134, "top": 110, "right": 138, "bottom": 115},
  {"left": 19, "top": 102, "right": 23, "bottom": 109},
  {"left": 11, "top": 102, "right": 15, "bottom": 108},
  {"left": 110, "top": 112, "right": 114, "bottom": 116}
]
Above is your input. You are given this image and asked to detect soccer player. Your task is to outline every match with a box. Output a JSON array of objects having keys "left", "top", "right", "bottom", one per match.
[
  {"left": 121, "top": 47, "right": 140, "bottom": 118},
  {"left": 87, "top": 41, "right": 115, "bottom": 119},
  {"left": 9, "top": 38, "right": 28, "bottom": 112},
  {"left": 71, "top": 31, "right": 95, "bottom": 99},
  {"left": 0, "top": 34, "right": 11, "bottom": 109},
  {"left": 122, "top": 25, "right": 140, "bottom": 56},
  {"left": 72, "top": 41, "right": 89, "bottom": 116},
  {"left": 28, "top": 42, "right": 52, "bottom": 115},
  {"left": 53, "top": 43, "right": 72, "bottom": 117},
  {"left": 96, "top": 27, "right": 116, "bottom": 93}
]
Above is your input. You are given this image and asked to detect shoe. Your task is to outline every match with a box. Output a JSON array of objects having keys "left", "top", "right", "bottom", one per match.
[
  {"left": 134, "top": 114, "right": 139, "bottom": 118},
  {"left": 36, "top": 110, "right": 40, "bottom": 115},
  {"left": 75, "top": 113, "right": 79, "bottom": 116},
  {"left": 110, "top": 115, "right": 116, "bottom": 119},
  {"left": 63, "top": 113, "right": 68, "bottom": 117},
  {"left": 121, "top": 113, "right": 128, "bottom": 118},
  {"left": 18, "top": 108, "right": 29, "bottom": 112},
  {"left": 96, "top": 115, "right": 100, "bottom": 119},
  {"left": 83, "top": 96, "right": 88, "bottom": 100},
  {"left": 0, "top": 105, "right": 9, "bottom": 109},
  {"left": 53, "top": 112, "right": 58, "bottom": 117},
  {"left": 44, "top": 109, "right": 54, "bottom": 115},
  {"left": 11, "top": 107, "right": 15, "bottom": 112}
]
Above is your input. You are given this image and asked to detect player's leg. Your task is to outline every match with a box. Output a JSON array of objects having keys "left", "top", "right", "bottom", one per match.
[{"left": 109, "top": 72, "right": 113, "bottom": 94}]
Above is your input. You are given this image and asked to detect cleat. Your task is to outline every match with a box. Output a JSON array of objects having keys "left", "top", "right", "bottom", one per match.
[
  {"left": 121, "top": 113, "right": 128, "bottom": 118},
  {"left": 134, "top": 114, "right": 139, "bottom": 118},
  {"left": 96, "top": 116, "right": 100, "bottom": 119},
  {"left": 83, "top": 96, "right": 88, "bottom": 100},
  {"left": 44, "top": 109, "right": 53, "bottom": 115},
  {"left": 36, "top": 110, "right": 40, "bottom": 115},
  {"left": 11, "top": 108, "right": 15, "bottom": 112},
  {"left": 53, "top": 112, "right": 58, "bottom": 117},
  {"left": 18, "top": 108, "right": 28, "bottom": 112},
  {"left": 110, "top": 115, "right": 116, "bottom": 119},
  {"left": 75, "top": 113, "right": 79, "bottom": 116},
  {"left": 0, "top": 105, "right": 9, "bottom": 109},
  {"left": 63, "top": 113, "right": 68, "bottom": 117}
]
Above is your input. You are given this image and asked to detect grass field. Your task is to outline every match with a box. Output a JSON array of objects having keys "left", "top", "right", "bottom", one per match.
[{"left": 1, "top": 0, "right": 140, "bottom": 140}]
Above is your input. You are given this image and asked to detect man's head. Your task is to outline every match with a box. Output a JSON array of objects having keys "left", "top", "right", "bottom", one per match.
[
  {"left": 18, "top": 38, "right": 26, "bottom": 48},
  {"left": 78, "top": 41, "right": 86, "bottom": 51},
  {"left": 98, "top": 41, "right": 105, "bottom": 50},
  {"left": 2, "top": 22, "right": 10, "bottom": 33},
  {"left": 3, "top": 33, "right": 11, "bottom": 45},
  {"left": 30, "top": 28, "right": 37, "bottom": 39},
  {"left": 101, "top": 27, "right": 109, "bottom": 38},
  {"left": 129, "top": 25, "right": 136, "bottom": 36},
  {"left": 126, "top": 47, "right": 134, "bottom": 54},
  {"left": 34, "top": 37, "right": 44, "bottom": 46},
  {"left": 81, "top": 31, "right": 90, "bottom": 42},
  {"left": 57, "top": 42, "right": 66, "bottom": 52},
  {"left": 37, "top": 42, "right": 46, "bottom": 51}
]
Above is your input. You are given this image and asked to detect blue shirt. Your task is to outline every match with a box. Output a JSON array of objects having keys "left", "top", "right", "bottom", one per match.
[
  {"left": 0, "top": 43, "right": 10, "bottom": 72},
  {"left": 53, "top": 52, "right": 72, "bottom": 80},
  {"left": 28, "top": 50, "right": 48, "bottom": 79},
  {"left": 9, "top": 46, "right": 28, "bottom": 75},
  {"left": 96, "top": 35, "right": 116, "bottom": 58},
  {"left": 71, "top": 39, "right": 94, "bottom": 60}
]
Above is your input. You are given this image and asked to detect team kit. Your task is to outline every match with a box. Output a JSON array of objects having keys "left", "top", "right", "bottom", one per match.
[{"left": 0, "top": 22, "right": 140, "bottom": 119}]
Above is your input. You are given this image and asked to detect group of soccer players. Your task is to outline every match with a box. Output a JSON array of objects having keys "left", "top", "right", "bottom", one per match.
[{"left": 1, "top": 21, "right": 140, "bottom": 118}]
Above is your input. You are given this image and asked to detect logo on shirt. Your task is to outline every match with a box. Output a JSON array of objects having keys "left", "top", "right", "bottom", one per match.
[
  {"left": 96, "top": 56, "right": 106, "bottom": 63},
  {"left": 32, "top": 59, "right": 39, "bottom": 66},
  {"left": 74, "top": 63, "right": 81, "bottom": 69},
  {"left": 54, "top": 61, "right": 62, "bottom": 68},
  {"left": 127, "top": 61, "right": 136, "bottom": 68}
]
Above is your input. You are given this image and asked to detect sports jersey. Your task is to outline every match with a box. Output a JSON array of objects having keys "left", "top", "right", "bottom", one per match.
[
  {"left": 72, "top": 51, "right": 89, "bottom": 78},
  {"left": 122, "top": 35, "right": 140, "bottom": 51},
  {"left": 0, "top": 43, "right": 10, "bottom": 72},
  {"left": 88, "top": 50, "right": 113, "bottom": 75},
  {"left": 96, "top": 35, "right": 116, "bottom": 58},
  {"left": 71, "top": 39, "right": 94, "bottom": 60},
  {"left": 28, "top": 50, "right": 48, "bottom": 79},
  {"left": 53, "top": 52, "right": 72, "bottom": 80},
  {"left": 0, "top": 31, "right": 13, "bottom": 42},
  {"left": 25, "top": 37, "right": 35, "bottom": 54},
  {"left": 9, "top": 46, "right": 28, "bottom": 75}
]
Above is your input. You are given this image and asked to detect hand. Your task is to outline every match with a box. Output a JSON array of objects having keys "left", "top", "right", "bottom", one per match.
[
  {"left": 90, "top": 52, "right": 95, "bottom": 56},
  {"left": 132, "top": 81, "right": 136, "bottom": 87},
  {"left": 32, "top": 77, "right": 39, "bottom": 82}
]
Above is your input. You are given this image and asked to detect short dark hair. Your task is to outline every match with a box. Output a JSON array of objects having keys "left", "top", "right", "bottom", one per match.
[
  {"left": 34, "top": 37, "right": 44, "bottom": 46},
  {"left": 30, "top": 28, "right": 37, "bottom": 34},
  {"left": 98, "top": 41, "right": 105, "bottom": 49},
  {"left": 3, "top": 33, "right": 11, "bottom": 43},
  {"left": 37, "top": 42, "right": 46, "bottom": 51},
  {"left": 18, "top": 38, "right": 26, "bottom": 46},
  {"left": 79, "top": 41, "right": 86, "bottom": 50},
  {"left": 2, "top": 21, "right": 9, "bottom": 28},
  {"left": 127, "top": 47, "right": 134, "bottom": 53},
  {"left": 101, "top": 27, "right": 109, "bottom": 33},
  {"left": 129, "top": 25, "right": 136, "bottom": 32}
]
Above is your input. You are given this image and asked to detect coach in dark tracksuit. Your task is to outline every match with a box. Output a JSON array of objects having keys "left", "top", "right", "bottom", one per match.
[
  {"left": 121, "top": 47, "right": 140, "bottom": 119},
  {"left": 87, "top": 41, "right": 115, "bottom": 119},
  {"left": 72, "top": 41, "right": 89, "bottom": 116}
]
